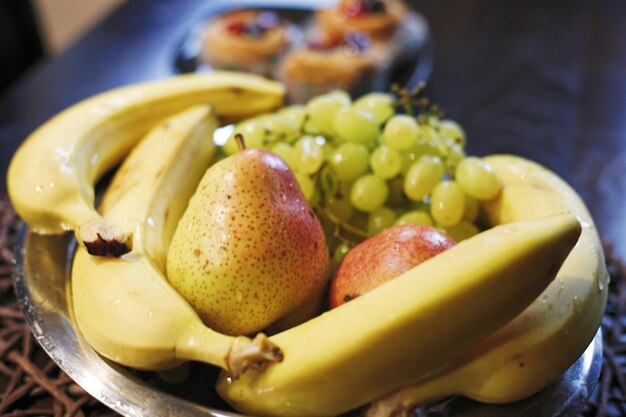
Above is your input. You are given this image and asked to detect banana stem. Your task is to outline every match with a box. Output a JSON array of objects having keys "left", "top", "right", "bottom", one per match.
[
  {"left": 175, "top": 324, "right": 283, "bottom": 378},
  {"left": 364, "top": 375, "right": 458, "bottom": 417}
]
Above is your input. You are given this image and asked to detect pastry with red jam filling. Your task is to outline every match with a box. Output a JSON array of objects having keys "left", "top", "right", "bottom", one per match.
[{"left": 201, "top": 10, "right": 293, "bottom": 76}]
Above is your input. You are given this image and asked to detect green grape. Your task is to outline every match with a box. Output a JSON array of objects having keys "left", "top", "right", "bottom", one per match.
[
  {"left": 417, "top": 125, "right": 445, "bottom": 155},
  {"left": 224, "top": 119, "right": 266, "bottom": 154},
  {"left": 403, "top": 156, "right": 444, "bottom": 201},
  {"left": 455, "top": 157, "right": 502, "bottom": 200},
  {"left": 370, "top": 145, "right": 402, "bottom": 179},
  {"left": 350, "top": 175, "right": 389, "bottom": 212},
  {"left": 383, "top": 115, "right": 419, "bottom": 150},
  {"left": 324, "top": 193, "right": 354, "bottom": 222},
  {"left": 305, "top": 90, "right": 351, "bottom": 136},
  {"left": 333, "top": 242, "right": 351, "bottom": 264},
  {"left": 329, "top": 143, "right": 370, "bottom": 181},
  {"left": 438, "top": 119, "right": 466, "bottom": 147},
  {"left": 353, "top": 92, "right": 395, "bottom": 124},
  {"left": 294, "top": 136, "right": 325, "bottom": 174},
  {"left": 294, "top": 172, "right": 315, "bottom": 202},
  {"left": 367, "top": 207, "right": 396, "bottom": 234},
  {"left": 263, "top": 115, "right": 300, "bottom": 143},
  {"left": 445, "top": 142, "right": 466, "bottom": 173},
  {"left": 430, "top": 180, "right": 465, "bottom": 227},
  {"left": 395, "top": 210, "right": 433, "bottom": 227},
  {"left": 270, "top": 143, "right": 297, "bottom": 170},
  {"left": 278, "top": 104, "right": 307, "bottom": 128},
  {"left": 333, "top": 106, "right": 380, "bottom": 147},
  {"left": 439, "top": 220, "right": 479, "bottom": 242},
  {"left": 463, "top": 195, "right": 479, "bottom": 222}
]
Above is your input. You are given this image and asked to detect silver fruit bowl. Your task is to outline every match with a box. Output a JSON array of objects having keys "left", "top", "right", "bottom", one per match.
[{"left": 13, "top": 227, "right": 602, "bottom": 417}]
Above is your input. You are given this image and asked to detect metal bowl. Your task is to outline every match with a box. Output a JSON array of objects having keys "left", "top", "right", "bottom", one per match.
[{"left": 13, "top": 226, "right": 602, "bottom": 417}]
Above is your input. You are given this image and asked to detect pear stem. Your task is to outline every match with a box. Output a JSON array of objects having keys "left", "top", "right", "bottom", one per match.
[{"left": 235, "top": 134, "right": 246, "bottom": 151}]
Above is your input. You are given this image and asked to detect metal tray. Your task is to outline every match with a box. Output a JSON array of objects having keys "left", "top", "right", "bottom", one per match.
[{"left": 13, "top": 227, "right": 602, "bottom": 417}]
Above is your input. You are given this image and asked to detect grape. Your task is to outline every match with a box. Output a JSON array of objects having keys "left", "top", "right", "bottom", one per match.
[
  {"left": 438, "top": 119, "right": 466, "bottom": 147},
  {"left": 455, "top": 157, "right": 502, "bottom": 200},
  {"left": 294, "top": 136, "right": 325, "bottom": 174},
  {"left": 329, "top": 143, "right": 370, "bottom": 181},
  {"left": 325, "top": 194, "right": 354, "bottom": 222},
  {"left": 417, "top": 125, "right": 444, "bottom": 155},
  {"left": 395, "top": 210, "right": 433, "bottom": 227},
  {"left": 270, "top": 143, "right": 297, "bottom": 170},
  {"left": 354, "top": 93, "right": 395, "bottom": 124},
  {"left": 264, "top": 115, "right": 300, "bottom": 143},
  {"left": 367, "top": 207, "right": 396, "bottom": 234},
  {"left": 333, "top": 106, "right": 380, "bottom": 147},
  {"left": 278, "top": 104, "right": 307, "bottom": 128},
  {"left": 430, "top": 180, "right": 465, "bottom": 227},
  {"left": 399, "top": 149, "right": 418, "bottom": 175},
  {"left": 333, "top": 242, "right": 351, "bottom": 264},
  {"left": 305, "top": 91, "right": 351, "bottom": 136},
  {"left": 350, "top": 175, "right": 388, "bottom": 212},
  {"left": 445, "top": 142, "right": 466, "bottom": 172},
  {"left": 439, "top": 220, "right": 479, "bottom": 242},
  {"left": 463, "top": 195, "right": 479, "bottom": 222},
  {"left": 370, "top": 145, "right": 401, "bottom": 179},
  {"left": 403, "top": 156, "right": 444, "bottom": 201},
  {"left": 383, "top": 115, "right": 419, "bottom": 150},
  {"left": 294, "top": 172, "right": 315, "bottom": 202},
  {"left": 224, "top": 118, "right": 266, "bottom": 154}
]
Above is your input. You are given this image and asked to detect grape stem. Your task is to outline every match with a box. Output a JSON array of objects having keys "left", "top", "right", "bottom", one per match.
[{"left": 320, "top": 206, "right": 369, "bottom": 241}]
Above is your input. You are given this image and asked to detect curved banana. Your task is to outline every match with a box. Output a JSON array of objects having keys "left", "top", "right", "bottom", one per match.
[
  {"left": 7, "top": 71, "right": 284, "bottom": 254},
  {"left": 71, "top": 105, "right": 282, "bottom": 374},
  {"left": 217, "top": 213, "right": 581, "bottom": 417},
  {"left": 365, "top": 155, "right": 608, "bottom": 417}
]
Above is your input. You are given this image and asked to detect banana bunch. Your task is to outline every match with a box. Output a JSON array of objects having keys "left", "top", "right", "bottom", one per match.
[
  {"left": 7, "top": 72, "right": 284, "bottom": 255},
  {"left": 72, "top": 104, "right": 282, "bottom": 374}
]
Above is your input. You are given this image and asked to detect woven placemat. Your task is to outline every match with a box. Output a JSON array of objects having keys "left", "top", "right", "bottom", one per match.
[{"left": 0, "top": 193, "right": 624, "bottom": 417}]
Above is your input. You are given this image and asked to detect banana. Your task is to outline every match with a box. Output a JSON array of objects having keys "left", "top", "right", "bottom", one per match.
[
  {"left": 71, "top": 105, "right": 282, "bottom": 375},
  {"left": 364, "top": 155, "right": 608, "bottom": 417},
  {"left": 7, "top": 71, "right": 284, "bottom": 255},
  {"left": 217, "top": 213, "right": 581, "bottom": 417}
]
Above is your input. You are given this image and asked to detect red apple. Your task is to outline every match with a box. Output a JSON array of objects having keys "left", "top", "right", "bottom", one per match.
[{"left": 329, "top": 225, "right": 457, "bottom": 308}]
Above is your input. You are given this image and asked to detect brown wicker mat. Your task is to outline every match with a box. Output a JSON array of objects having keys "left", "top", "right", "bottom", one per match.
[{"left": 0, "top": 193, "right": 624, "bottom": 417}]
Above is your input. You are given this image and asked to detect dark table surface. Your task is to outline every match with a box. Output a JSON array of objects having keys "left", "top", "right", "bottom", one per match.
[{"left": 1, "top": 0, "right": 626, "bottom": 262}]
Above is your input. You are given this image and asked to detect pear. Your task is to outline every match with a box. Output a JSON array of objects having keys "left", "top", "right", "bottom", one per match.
[{"left": 167, "top": 136, "right": 330, "bottom": 336}]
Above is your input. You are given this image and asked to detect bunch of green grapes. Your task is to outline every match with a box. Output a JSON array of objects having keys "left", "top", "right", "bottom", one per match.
[{"left": 221, "top": 90, "right": 502, "bottom": 262}]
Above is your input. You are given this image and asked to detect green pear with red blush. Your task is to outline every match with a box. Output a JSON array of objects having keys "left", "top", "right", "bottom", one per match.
[
  {"left": 329, "top": 225, "right": 456, "bottom": 308},
  {"left": 167, "top": 136, "right": 330, "bottom": 335}
]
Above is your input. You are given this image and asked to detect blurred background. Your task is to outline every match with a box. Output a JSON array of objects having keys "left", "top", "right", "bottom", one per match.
[{"left": 0, "top": 0, "right": 126, "bottom": 93}]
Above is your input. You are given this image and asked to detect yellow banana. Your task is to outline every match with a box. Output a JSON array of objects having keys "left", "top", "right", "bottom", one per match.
[
  {"left": 7, "top": 71, "right": 284, "bottom": 254},
  {"left": 71, "top": 105, "right": 282, "bottom": 374},
  {"left": 217, "top": 213, "right": 581, "bottom": 417},
  {"left": 364, "top": 154, "right": 608, "bottom": 417}
]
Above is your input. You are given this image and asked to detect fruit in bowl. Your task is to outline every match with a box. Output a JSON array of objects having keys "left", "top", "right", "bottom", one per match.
[
  {"left": 6, "top": 72, "right": 607, "bottom": 417},
  {"left": 329, "top": 224, "right": 457, "bottom": 308}
]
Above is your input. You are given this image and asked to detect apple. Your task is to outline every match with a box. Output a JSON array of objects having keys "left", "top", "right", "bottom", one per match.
[{"left": 329, "top": 225, "right": 457, "bottom": 308}]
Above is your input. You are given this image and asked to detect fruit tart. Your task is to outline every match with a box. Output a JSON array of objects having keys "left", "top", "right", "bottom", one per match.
[
  {"left": 276, "top": 31, "right": 385, "bottom": 103},
  {"left": 200, "top": 10, "right": 294, "bottom": 77},
  {"left": 316, "top": 0, "right": 407, "bottom": 41}
]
